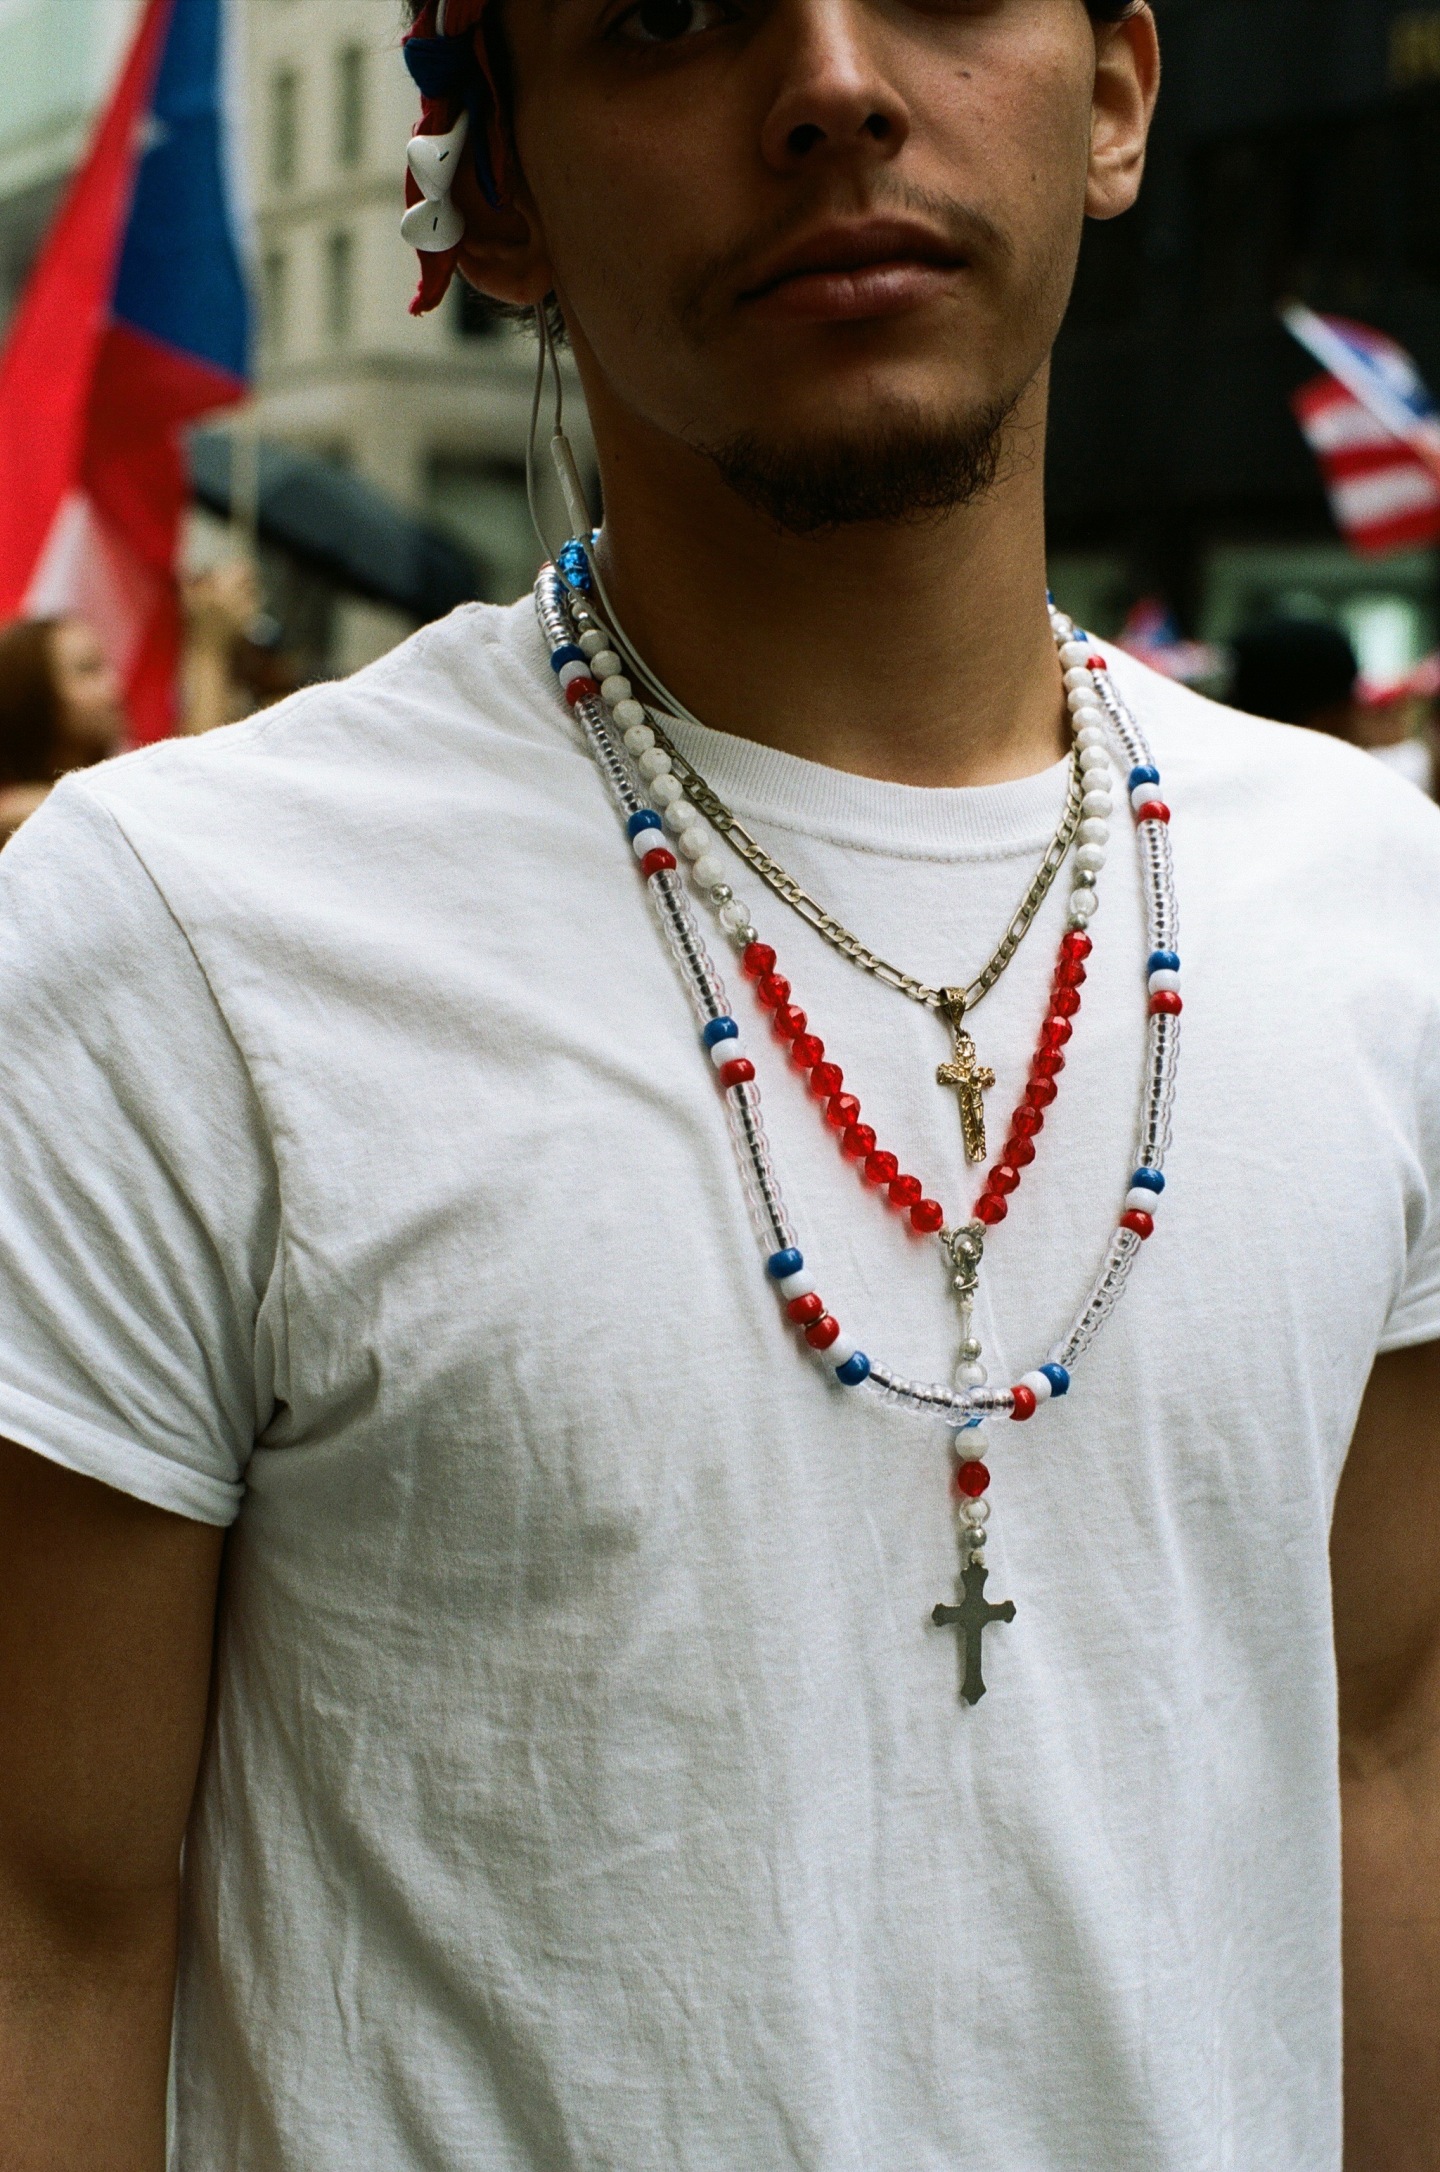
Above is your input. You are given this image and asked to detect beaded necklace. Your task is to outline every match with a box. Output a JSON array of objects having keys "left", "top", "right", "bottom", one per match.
[{"left": 535, "top": 554, "right": 1181, "bottom": 1704}]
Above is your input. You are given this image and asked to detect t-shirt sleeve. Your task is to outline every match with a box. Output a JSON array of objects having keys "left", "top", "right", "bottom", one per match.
[
  {"left": 1379, "top": 888, "right": 1440, "bottom": 1355},
  {"left": 0, "top": 778, "right": 280, "bottom": 1523}
]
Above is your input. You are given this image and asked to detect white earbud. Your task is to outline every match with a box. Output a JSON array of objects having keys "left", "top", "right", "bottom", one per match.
[
  {"left": 406, "top": 109, "right": 469, "bottom": 197},
  {"left": 400, "top": 194, "right": 466, "bottom": 251}
]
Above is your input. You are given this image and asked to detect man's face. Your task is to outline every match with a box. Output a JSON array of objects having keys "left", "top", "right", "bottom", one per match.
[{"left": 478, "top": 0, "right": 1148, "bottom": 522}]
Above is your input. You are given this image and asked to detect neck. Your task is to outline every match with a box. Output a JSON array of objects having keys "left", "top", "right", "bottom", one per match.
[{"left": 581, "top": 371, "right": 1067, "bottom": 792}]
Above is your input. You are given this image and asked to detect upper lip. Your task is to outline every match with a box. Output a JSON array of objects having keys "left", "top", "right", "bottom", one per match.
[{"left": 738, "top": 218, "right": 967, "bottom": 301}]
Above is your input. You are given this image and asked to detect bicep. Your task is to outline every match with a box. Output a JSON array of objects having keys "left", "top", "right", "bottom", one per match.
[
  {"left": 0, "top": 1439, "right": 223, "bottom": 1908},
  {"left": 1333, "top": 1339, "right": 1440, "bottom": 1756}
]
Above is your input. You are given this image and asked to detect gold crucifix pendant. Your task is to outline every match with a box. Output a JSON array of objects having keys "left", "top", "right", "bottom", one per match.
[{"left": 935, "top": 988, "right": 995, "bottom": 1165}]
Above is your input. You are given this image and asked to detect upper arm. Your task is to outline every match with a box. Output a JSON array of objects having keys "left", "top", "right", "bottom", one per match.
[
  {"left": 1332, "top": 1339, "right": 1440, "bottom": 1762},
  {"left": 0, "top": 1439, "right": 223, "bottom": 1914}
]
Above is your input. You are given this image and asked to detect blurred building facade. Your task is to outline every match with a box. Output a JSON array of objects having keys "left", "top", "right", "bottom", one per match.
[{"left": 1050, "top": 0, "right": 1440, "bottom": 683}]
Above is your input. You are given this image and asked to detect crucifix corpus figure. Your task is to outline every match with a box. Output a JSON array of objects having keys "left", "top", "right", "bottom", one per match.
[
  {"left": 932, "top": 1562, "right": 1017, "bottom": 1705},
  {"left": 936, "top": 988, "right": 996, "bottom": 1164}
]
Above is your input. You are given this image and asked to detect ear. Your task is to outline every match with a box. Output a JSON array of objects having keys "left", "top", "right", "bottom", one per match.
[
  {"left": 450, "top": 148, "right": 555, "bottom": 308},
  {"left": 1086, "top": 5, "right": 1160, "bottom": 222}
]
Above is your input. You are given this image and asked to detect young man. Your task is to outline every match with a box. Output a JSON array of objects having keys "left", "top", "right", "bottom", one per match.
[{"left": 2, "top": 1, "right": 1438, "bottom": 2165}]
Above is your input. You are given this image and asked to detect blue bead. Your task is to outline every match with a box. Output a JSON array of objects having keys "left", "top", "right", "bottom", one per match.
[
  {"left": 767, "top": 1248, "right": 804, "bottom": 1281},
  {"left": 702, "top": 1017, "right": 739, "bottom": 1047},
  {"left": 549, "top": 643, "right": 586, "bottom": 675},
  {"left": 1147, "top": 950, "right": 1180, "bottom": 975},
  {"left": 1040, "top": 1363, "right": 1071, "bottom": 1396},
  {"left": 1131, "top": 1167, "right": 1165, "bottom": 1194},
  {"left": 1128, "top": 764, "right": 1161, "bottom": 791},
  {"left": 556, "top": 539, "right": 593, "bottom": 593},
  {"left": 836, "top": 1353, "right": 871, "bottom": 1387},
  {"left": 626, "top": 810, "right": 662, "bottom": 838}
]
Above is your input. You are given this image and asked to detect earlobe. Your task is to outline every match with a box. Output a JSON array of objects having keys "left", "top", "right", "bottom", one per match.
[{"left": 1084, "top": 6, "right": 1160, "bottom": 223}]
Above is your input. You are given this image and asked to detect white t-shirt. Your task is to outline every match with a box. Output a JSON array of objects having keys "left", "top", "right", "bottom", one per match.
[{"left": 2, "top": 599, "right": 1439, "bottom": 2172}]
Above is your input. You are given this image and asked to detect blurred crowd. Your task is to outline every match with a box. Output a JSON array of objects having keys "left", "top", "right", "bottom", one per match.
[{"left": 0, "top": 596, "right": 1432, "bottom": 846}]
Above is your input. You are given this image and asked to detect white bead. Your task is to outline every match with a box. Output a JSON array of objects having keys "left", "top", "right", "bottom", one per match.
[
  {"left": 614, "top": 699, "right": 647, "bottom": 731},
  {"left": 600, "top": 675, "right": 632, "bottom": 705},
  {"left": 1148, "top": 969, "right": 1181, "bottom": 995},
  {"left": 630, "top": 826, "right": 666, "bottom": 858},
  {"left": 1059, "top": 641, "right": 1091, "bottom": 669},
  {"left": 824, "top": 1332, "right": 858, "bottom": 1368},
  {"left": 718, "top": 899, "right": 749, "bottom": 932},
  {"left": 1079, "top": 753, "right": 1111, "bottom": 781},
  {"left": 1081, "top": 791, "right": 1112, "bottom": 817},
  {"left": 1131, "top": 782, "right": 1159, "bottom": 811},
  {"left": 1063, "top": 667, "right": 1094, "bottom": 692},
  {"left": 589, "top": 650, "right": 622, "bottom": 680},
  {"left": 660, "top": 796, "right": 697, "bottom": 829},
  {"left": 637, "top": 748, "right": 672, "bottom": 780},
  {"left": 557, "top": 658, "right": 590, "bottom": 689},
  {"left": 579, "top": 630, "right": 608, "bottom": 658},
  {"left": 650, "top": 773, "right": 683, "bottom": 807},
  {"left": 1125, "top": 1188, "right": 1160, "bottom": 1216},
  {"left": 1074, "top": 721, "right": 1107, "bottom": 747},
  {"left": 1074, "top": 842, "right": 1106, "bottom": 872},
  {"left": 958, "top": 1362, "right": 987, "bottom": 1388},
  {"left": 692, "top": 853, "right": 726, "bottom": 887},
  {"left": 1077, "top": 818, "right": 1109, "bottom": 847},
  {"left": 779, "top": 1269, "right": 816, "bottom": 1300},
  {"left": 1068, "top": 888, "right": 1097, "bottom": 921},
  {"left": 709, "top": 1034, "right": 746, "bottom": 1068},
  {"left": 678, "top": 822, "right": 714, "bottom": 859},
  {"left": 963, "top": 1497, "right": 991, "bottom": 1526},
  {"left": 1020, "top": 1369, "right": 1053, "bottom": 1403}
]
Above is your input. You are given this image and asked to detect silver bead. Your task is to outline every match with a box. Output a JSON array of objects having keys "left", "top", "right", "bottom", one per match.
[
  {"left": 709, "top": 883, "right": 733, "bottom": 905},
  {"left": 732, "top": 925, "right": 758, "bottom": 950},
  {"left": 959, "top": 1338, "right": 982, "bottom": 1361},
  {"left": 1072, "top": 868, "right": 1098, "bottom": 890}
]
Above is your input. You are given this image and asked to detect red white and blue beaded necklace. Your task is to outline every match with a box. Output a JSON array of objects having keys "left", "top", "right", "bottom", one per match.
[{"left": 535, "top": 546, "right": 1181, "bottom": 1705}]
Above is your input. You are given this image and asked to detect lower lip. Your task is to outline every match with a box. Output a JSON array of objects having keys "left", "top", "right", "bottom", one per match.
[{"left": 744, "top": 260, "right": 964, "bottom": 323}]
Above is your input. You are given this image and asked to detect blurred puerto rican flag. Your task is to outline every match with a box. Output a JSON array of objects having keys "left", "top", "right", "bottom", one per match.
[
  {"left": 0, "top": 0, "right": 250, "bottom": 741},
  {"left": 1284, "top": 304, "right": 1440, "bottom": 560}
]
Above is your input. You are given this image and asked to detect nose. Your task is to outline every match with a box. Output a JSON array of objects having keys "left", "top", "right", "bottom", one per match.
[{"left": 759, "top": 0, "right": 911, "bottom": 175}]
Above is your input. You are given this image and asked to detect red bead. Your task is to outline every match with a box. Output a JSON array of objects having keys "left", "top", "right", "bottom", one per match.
[
  {"left": 953, "top": 1458, "right": 991, "bottom": 1499},
  {"left": 864, "top": 1151, "right": 900, "bottom": 1187},
  {"left": 1052, "top": 985, "right": 1081, "bottom": 1017},
  {"left": 810, "top": 1062, "right": 844, "bottom": 1098},
  {"left": 1055, "top": 958, "right": 1087, "bottom": 989},
  {"left": 742, "top": 941, "right": 776, "bottom": 979},
  {"left": 842, "top": 1123, "right": 877, "bottom": 1160},
  {"left": 976, "top": 1192, "right": 1008, "bottom": 1225},
  {"left": 791, "top": 1034, "right": 825, "bottom": 1069},
  {"left": 717, "top": 1057, "right": 754, "bottom": 1088},
  {"left": 640, "top": 847, "right": 676, "bottom": 877},
  {"left": 911, "top": 1199, "right": 945, "bottom": 1234},
  {"left": 1134, "top": 800, "right": 1171, "bottom": 825},
  {"left": 1005, "top": 1135, "right": 1036, "bottom": 1167},
  {"left": 1012, "top": 1105, "right": 1043, "bottom": 1137},
  {"left": 773, "top": 1003, "right": 807, "bottom": 1040},
  {"left": 889, "top": 1174, "right": 923, "bottom": 1209},
  {"left": 1011, "top": 1385, "right": 1037, "bottom": 1421},
  {"left": 1033, "top": 1047, "right": 1065, "bottom": 1079},
  {"left": 805, "top": 1314, "right": 841, "bottom": 1350},
  {"left": 1060, "top": 930, "right": 1092, "bottom": 961},
  {"left": 563, "top": 676, "right": 599, "bottom": 705},
  {"left": 1150, "top": 991, "right": 1183, "bottom": 1017},
  {"left": 826, "top": 1093, "right": 861, "bottom": 1130},
  {"left": 989, "top": 1163, "right": 1020, "bottom": 1195},
  {"left": 1042, "top": 1015, "right": 1073, "bottom": 1047},
  {"left": 1088, "top": 656, "right": 1107, "bottom": 672},
  {"left": 756, "top": 973, "right": 790, "bottom": 1010},
  {"left": 1121, "top": 1208, "right": 1155, "bottom": 1239},
  {"left": 787, "top": 1293, "right": 825, "bottom": 1325},
  {"left": 1027, "top": 1077, "right": 1058, "bottom": 1108}
]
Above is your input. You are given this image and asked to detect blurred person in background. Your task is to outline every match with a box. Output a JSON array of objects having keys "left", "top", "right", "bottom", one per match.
[
  {"left": 0, "top": 616, "right": 125, "bottom": 844},
  {"left": 1231, "top": 614, "right": 1437, "bottom": 795}
]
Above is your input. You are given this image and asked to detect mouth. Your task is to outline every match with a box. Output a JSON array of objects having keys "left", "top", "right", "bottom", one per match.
[{"left": 738, "top": 219, "right": 970, "bottom": 324}]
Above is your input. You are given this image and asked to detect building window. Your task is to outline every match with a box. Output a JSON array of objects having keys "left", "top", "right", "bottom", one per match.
[
  {"left": 262, "top": 247, "right": 288, "bottom": 355},
  {"left": 325, "top": 229, "right": 355, "bottom": 343},
  {"left": 336, "top": 45, "right": 366, "bottom": 168},
  {"left": 270, "top": 66, "right": 299, "bottom": 188}
]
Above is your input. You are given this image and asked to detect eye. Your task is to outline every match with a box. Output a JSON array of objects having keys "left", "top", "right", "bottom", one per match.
[{"left": 613, "top": 0, "right": 735, "bottom": 43}]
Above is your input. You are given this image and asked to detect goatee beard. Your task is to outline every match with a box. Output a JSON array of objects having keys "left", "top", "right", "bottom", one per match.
[{"left": 701, "top": 394, "right": 1022, "bottom": 536}]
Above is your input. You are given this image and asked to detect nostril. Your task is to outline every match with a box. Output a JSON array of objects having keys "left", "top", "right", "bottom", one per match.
[
  {"left": 863, "top": 111, "right": 890, "bottom": 141},
  {"left": 787, "top": 121, "right": 825, "bottom": 156}
]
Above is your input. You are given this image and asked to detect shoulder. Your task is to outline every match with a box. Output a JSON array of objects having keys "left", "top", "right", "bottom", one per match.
[{"left": 1106, "top": 647, "right": 1440, "bottom": 904}]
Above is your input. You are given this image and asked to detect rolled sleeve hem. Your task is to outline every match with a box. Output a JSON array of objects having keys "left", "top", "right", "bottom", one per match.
[{"left": 0, "top": 1383, "right": 243, "bottom": 1525}]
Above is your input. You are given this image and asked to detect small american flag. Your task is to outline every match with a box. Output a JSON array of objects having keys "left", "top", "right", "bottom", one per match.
[{"left": 1283, "top": 305, "right": 1440, "bottom": 559}]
